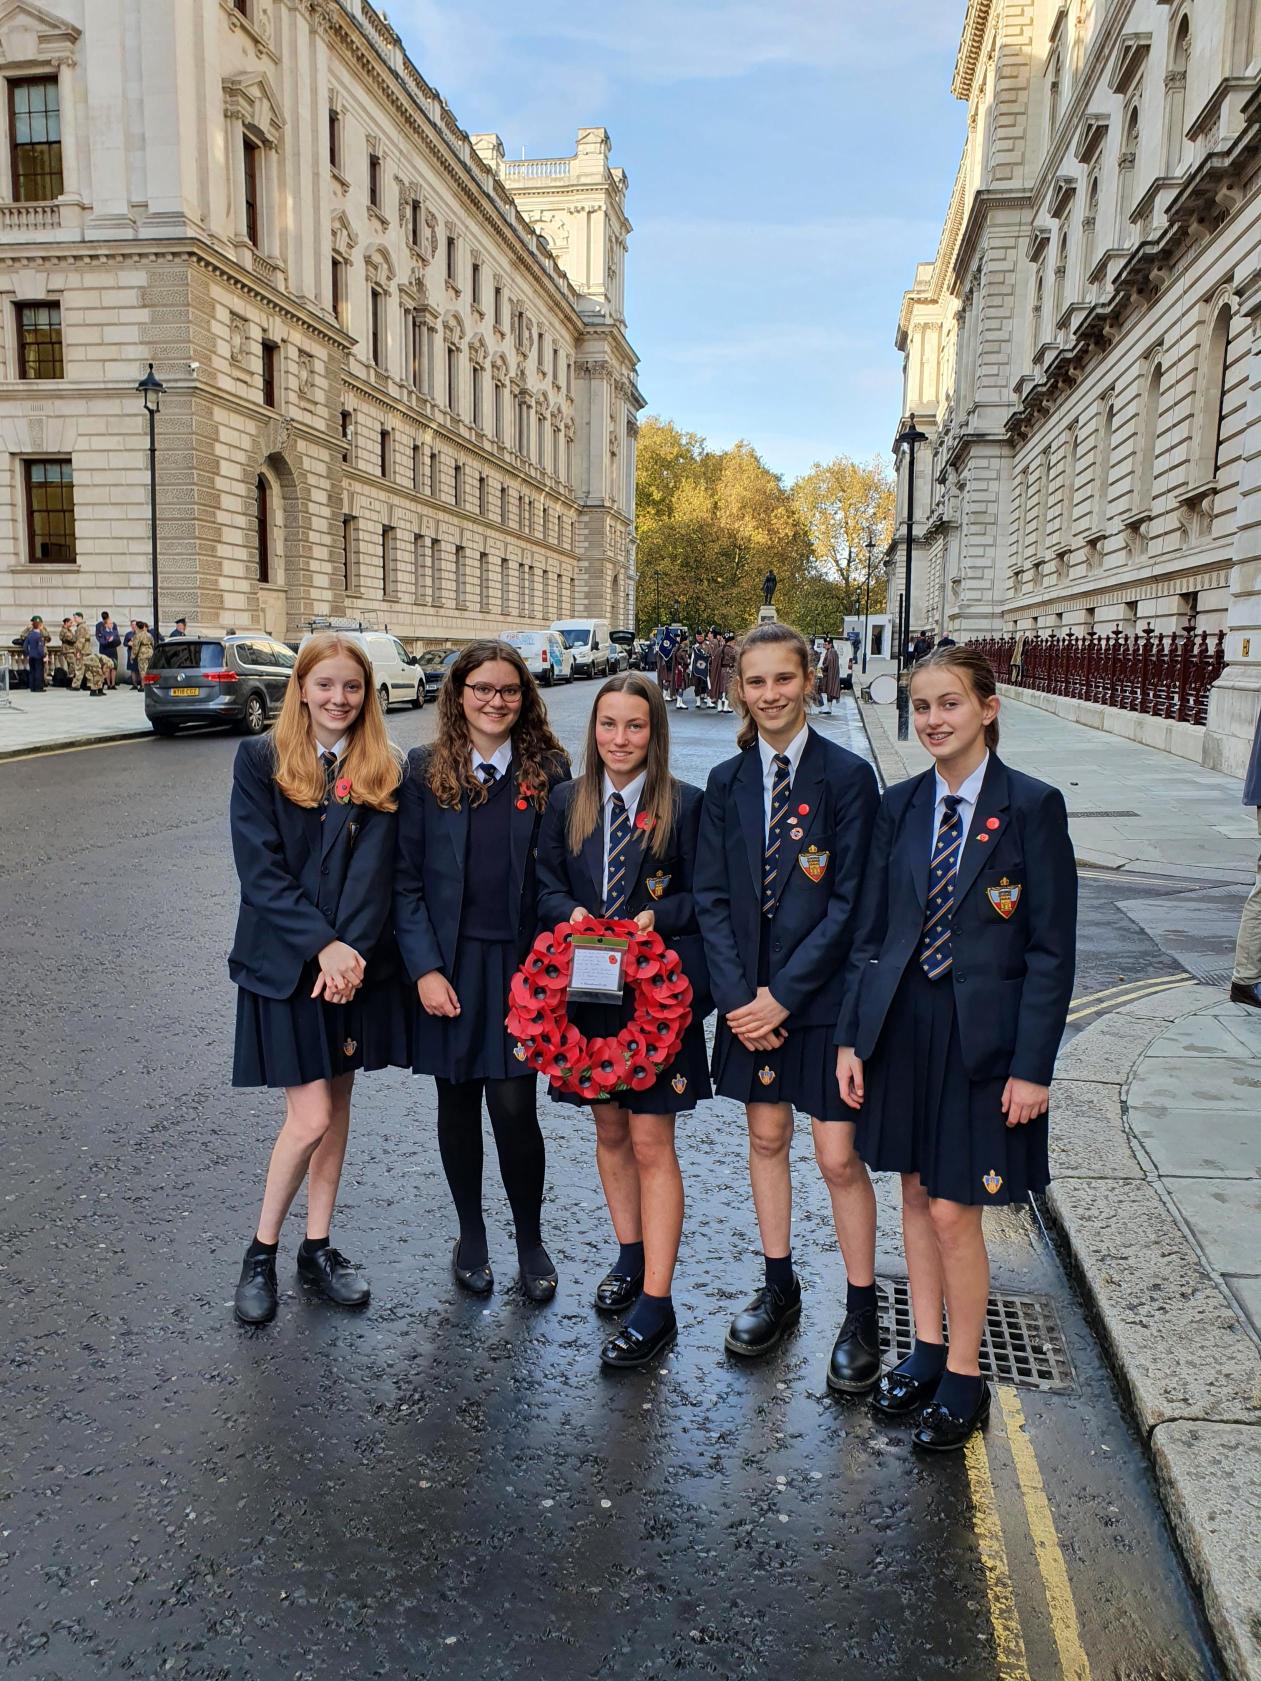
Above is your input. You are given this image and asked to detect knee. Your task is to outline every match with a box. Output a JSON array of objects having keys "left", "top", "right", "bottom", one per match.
[
  {"left": 285, "top": 1108, "right": 334, "bottom": 1151},
  {"left": 594, "top": 1113, "right": 631, "bottom": 1153},
  {"left": 928, "top": 1198, "right": 976, "bottom": 1248},
  {"left": 748, "top": 1120, "right": 792, "bottom": 1162},
  {"left": 901, "top": 1173, "right": 931, "bottom": 1214},
  {"left": 815, "top": 1134, "right": 867, "bottom": 1192},
  {"left": 630, "top": 1126, "right": 677, "bottom": 1174}
]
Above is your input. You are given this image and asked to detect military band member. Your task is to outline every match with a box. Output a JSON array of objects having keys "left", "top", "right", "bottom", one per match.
[
  {"left": 817, "top": 636, "right": 842, "bottom": 716},
  {"left": 695, "top": 622, "right": 882, "bottom": 1385},
  {"left": 536, "top": 673, "right": 712, "bottom": 1368},
  {"left": 836, "top": 645, "right": 1077, "bottom": 1450}
]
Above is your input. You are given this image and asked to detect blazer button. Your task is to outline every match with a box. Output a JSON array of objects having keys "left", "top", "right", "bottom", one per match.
[
  {"left": 773, "top": 940, "right": 783, "bottom": 953},
  {"left": 320, "top": 864, "right": 329, "bottom": 876},
  {"left": 956, "top": 973, "right": 967, "bottom": 983}
]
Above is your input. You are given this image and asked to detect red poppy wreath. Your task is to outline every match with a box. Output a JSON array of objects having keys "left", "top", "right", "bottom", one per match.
[{"left": 506, "top": 918, "right": 693, "bottom": 1098}]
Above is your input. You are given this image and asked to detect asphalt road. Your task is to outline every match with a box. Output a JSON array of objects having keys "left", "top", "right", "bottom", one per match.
[{"left": 0, "top": 686, "right": 1224, "bottom": 1681}]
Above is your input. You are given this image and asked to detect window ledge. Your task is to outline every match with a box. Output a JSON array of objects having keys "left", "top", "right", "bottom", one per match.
[
  {"left": 1121, "top": 507, "right": 1150, "bottom": 532},
  {"left": 20, "top": 562, "right": 80, "bottom": 572},
  {"left": 367, "top": 205, "right": 390, "bottom": 232}
]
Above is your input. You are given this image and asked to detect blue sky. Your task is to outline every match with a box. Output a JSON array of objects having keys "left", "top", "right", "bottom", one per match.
[{"left": 391, "top": 0, "right": 966, "bottom": 484}]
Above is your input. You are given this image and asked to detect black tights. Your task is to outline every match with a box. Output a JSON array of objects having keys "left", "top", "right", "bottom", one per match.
[{"left": 435, "top": 1075, "right": 549, "bottom": 1271}]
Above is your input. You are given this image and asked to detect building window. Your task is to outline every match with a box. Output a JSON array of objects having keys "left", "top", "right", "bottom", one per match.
[
  {"left": 446, "top": 235, "right": 457, "bottom": 283},
  {"left": 343, "top": 514, "right": 356, "bottom": 591},
  {"left": 551, "top": 425, "right": 560, "bottom": 478},
  {"left": 261, "top": 340, "right": 277, "bottom": 409},
  {"left": 447, "top": 344, "right": 459, "bottom": 415},
  {"left": 537, "top": 414, "right": 546, "bottom": 463},
  {"left": 369, "top": 286, "right": 385, "bottom": 369},
  {"left": 331, "top": 255, "right": 346, "bottom": 324},
  {"left": 552, "top": 346, "right": 560, "bottom": 385},
  {"left": 9, "top": 78, "right": 62, "bottom": 202},
  {"left": 1164, "top": 15, "right": 1191, "bottom": 173},
  {"left": 472, "top": 261, "right": 482, "bottom": 308},
  {"left": 527, "top": 497, "right": 534, "bottom": 535},
  {"left": 479, "top": 551, "right": 490, "bottom": 612},
  {"left": 1203, "top": 302, "right": 1233, "bottom": 482},
  {"left": 242, "top": 136, "right": 261, "bottom": 247},
  {"left": 500, "top": 483, "right": 508, "bottom": 524},
  {"left": 428, "top": 448, "right": 439, "bottom": 498},
  {"left": 500, "top": 555, "right": 510, "bottom": 611},
  {"left": 256, "top": 475, "right": 270, "bottom": 583},
  {"left": 478, "top": 473, "right": 487, "bottom": 516},
  {"left": 368, "top": 151, "right": 381, "bottom": 209},
  {"left": 493, "top": 381, "right": 504, "bottom": 442},
  {"left": 340, "top": 408, "right": 352, "bottom": 463},
  {"left": 517, "top": 492, "right": 524, "bottom": 532},
  {"left": 1061, "top": 424, "right": 1077, "bottom": 544},
  {"left": 455, "top": 544, "right": 466, "bottom": 606},
  {"left": 566, "top": 358, "right": 573, "bottom": 397},
  {"left": 453, "top": 462, "right": 463, "bottom": 506},
  {"left": 410, "top": 312, "right": 424, "bottom": 394},
  {"left": 380, "top": 428, "right": 391, "bottom": 478},
  {"left": 15, "top": 301, "right": 62, "bottom": 379},
  {"left": 414, "top": 533, "right": 426, "bottom": 603},
  {"left": 1136, "top": 362, "right": 1162, "bottom": 512},
  {"left": 25, "top": 458, "right": 74, "bottom": 563},
  {"left": 412, "top": 442, "right": 421, "bottom": 489},
  {"left": 493, "top": 284, "right": 503, "bottom": 328},
  {"left": 425, "top": 324, "right": 436, "bottom": 396},
  {"left": 430, "top": 535, "right": 442, "bottom": 603},
  {"left": 566, "top": 437, "right": 573, "bottom": 484},
  {"left": 472, "top": 365, "right": 483, "bottom": 430},
  {"left": 537, "top": 329, "right": 546, "bottom": 372},
  {"left": 410, "top": 197, "right": 422, "bottom": 249},
  {"left": 382, "top": 525, "right": 396, "bottom": 598},
  {"left": 1095, "top": 401, "right": 1114, "bottom": 531},
  {"left": 517, "top": 560, "right": 525, "bottom": 609},
  {"left": 328, "top": 107, "right": 341, "bottom": 171}
]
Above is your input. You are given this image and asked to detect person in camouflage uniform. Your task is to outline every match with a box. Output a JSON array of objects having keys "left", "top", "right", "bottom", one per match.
[
  {"left": 70, "top": 613, "right": 92, "bottom": 690},
  {"left": 132, "top": 621, "right": 154, "bottom": 685},
  {"left": 84, "top": 648, "right": 106, "bottom": 696},
  {"left": 58, "top": 617, "right": 75, "bottom": 687}
]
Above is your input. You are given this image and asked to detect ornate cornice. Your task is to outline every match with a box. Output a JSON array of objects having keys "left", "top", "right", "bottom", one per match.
[{"left": 952, "top": 0, "right": 993, "bottom": 103}]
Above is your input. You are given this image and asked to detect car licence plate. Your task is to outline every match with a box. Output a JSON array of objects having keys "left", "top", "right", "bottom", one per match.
[{"left": 169, "top": 686, "right": 199, "bottom": 696}]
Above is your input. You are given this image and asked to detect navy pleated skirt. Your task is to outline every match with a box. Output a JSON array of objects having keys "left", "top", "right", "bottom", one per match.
[
  {"left": 233, "top": 967, "right": 407, "bottom": 1090},
  {"left": 548, "top": 1003, "right": 712, "bottom": 1115},
  {"left": 409, "top": 935, "right": 531, "bottom": 1083},
  {"left": 712, "top": 1020, "right": 847, "bottom": 1121},
  {"left": 855, "top": 962, "right": 1049, "bottom": 1205}
]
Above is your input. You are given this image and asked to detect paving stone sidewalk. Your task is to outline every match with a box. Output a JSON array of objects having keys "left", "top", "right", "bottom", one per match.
[{"left": 0, "top": 683, "right": 152, "bottom": 759}]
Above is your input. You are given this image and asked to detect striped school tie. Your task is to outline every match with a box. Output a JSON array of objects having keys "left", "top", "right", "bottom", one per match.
[
  {"left": 321, "top": 749, "right": 338, "bottom": 804},
  {"left": 604, "top": 792, "right": 633, "bottom": 915},
  {"left": 920, "top": 794, "right": 963, "bottom": 979},
  {"left": 477, "top": 762, "right": 499, "bottom": 786},
  {"left": 762, "top": 752, "right": 792, "bottom": 917}
]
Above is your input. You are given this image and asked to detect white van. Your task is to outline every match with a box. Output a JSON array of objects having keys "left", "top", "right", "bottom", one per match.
[
  {"left": 551, "top": 618, "right": 612, "bottom": 679},
  {"left": 298, "top": 626, "right": 424, "bottom": 711}
]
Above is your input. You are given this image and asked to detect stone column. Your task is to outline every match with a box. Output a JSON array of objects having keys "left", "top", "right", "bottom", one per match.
[{"left": 1205, "top": 267, "right": 1261, "bottom": 777}]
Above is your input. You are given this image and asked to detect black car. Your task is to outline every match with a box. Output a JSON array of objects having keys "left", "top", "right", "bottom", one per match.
[
  {"left": 417, "top": 647, "right": 461, "bottom": 699},
  {"left": 143, "top": 634, "right": 295, "bottom": 736}
]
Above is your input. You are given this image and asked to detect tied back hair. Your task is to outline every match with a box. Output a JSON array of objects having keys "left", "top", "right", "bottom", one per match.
[
  {"left": 427, "top": 639, "right": 566, "bottom": 810},
  {"left": 566, "top": 673, "right": 676, "bottom": 858},
  {"left": 733, "top": 620, "right": 813, "bottom": 751},
  {"left": 272, "top": 632, "right": 403, "bottom": 811},
  {"left": 913, "top": 644, "right": 1001, "bottom": 751}
]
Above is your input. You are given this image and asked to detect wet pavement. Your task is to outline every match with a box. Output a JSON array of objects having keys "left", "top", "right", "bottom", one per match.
[{"left": 0, "top": 687, "right": 1225, "bottom": 1680}]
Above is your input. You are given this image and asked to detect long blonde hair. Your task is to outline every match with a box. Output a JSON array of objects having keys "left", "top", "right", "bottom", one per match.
[
  {"left": 426, "top": 639, "right": 566, "bottom": 810},
  {"left": 272, "top": 633, "right": 403, "bottom": 811},
  {"left": 566, "top": 673, "right": 676, "bottom": 858},
  {"left": 733, "top": 621, "right": 814, "bottom": 751}
]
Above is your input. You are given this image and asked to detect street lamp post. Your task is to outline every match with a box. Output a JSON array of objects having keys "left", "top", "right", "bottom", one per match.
[
  {"left": 137, "top": 363, "right": 166, "bottom": 638},
  {"left": 861, "top": 522, "right": 876, "bottom": 675},
  {"left": 894, "top": 420, "right": 927, "bottom": 740}
]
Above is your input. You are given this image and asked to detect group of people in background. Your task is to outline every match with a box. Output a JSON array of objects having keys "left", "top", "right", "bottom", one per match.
[
  {"left": 10, "top": 610, "right": 181, "bottom": 694},
  {"left": 653, "top": 624, "right": 864, "bottom": 718},
  {"left": 226, "top": 621, "right": 1078, "bottom": 1455}
]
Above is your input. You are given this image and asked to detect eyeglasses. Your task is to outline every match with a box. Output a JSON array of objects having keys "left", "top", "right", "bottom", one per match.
[{"left": 467, "top": 681, "right": 522, "bottom": 703}]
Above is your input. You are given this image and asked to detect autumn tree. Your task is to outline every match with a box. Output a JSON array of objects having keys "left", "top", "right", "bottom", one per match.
[{"left": 790, "top": 456, "right": 896, "bottom": 616}]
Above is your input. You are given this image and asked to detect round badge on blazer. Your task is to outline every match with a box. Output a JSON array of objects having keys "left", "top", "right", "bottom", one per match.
[
  {"left": 986, "top": 817, "right": 1000, "bottom": 831},
  {"left": 797, "top": 803, "right": 810, "bottom": 816},
  {"left": 977, "top": 833, "right": 989, "bottom": 843}
]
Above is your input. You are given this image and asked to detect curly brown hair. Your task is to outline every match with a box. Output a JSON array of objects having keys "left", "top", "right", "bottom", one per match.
[{"left": 426, "top": 640, "right": 566, "bottom": 810}]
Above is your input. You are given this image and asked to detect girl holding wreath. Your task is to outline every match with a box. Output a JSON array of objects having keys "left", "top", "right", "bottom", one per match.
[
  {"left": 229, "top": 632, "right": 404, "bottom": 1327},
  {"left": 394, "top": 641, "right": 569, "bottom": 1303},
  {"left": 536, "top": 673, "right": 712, "bottom": 1368}
]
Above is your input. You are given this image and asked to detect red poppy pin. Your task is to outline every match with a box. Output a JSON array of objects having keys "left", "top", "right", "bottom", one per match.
[
  {"left": 976, "top": 833, "right": 989, "bottom": 843},
  {"left": 797, "top": 803, "right": 810, "bottom": 816},
  {"left": 635, "top": 811, "right": 655, "bottom": 833},
  {"left": 985, "top": 817, "right": 1000, "bottom": 831},
  {"left": 334, "top": 776, "right": 353, "bottom": 805}
]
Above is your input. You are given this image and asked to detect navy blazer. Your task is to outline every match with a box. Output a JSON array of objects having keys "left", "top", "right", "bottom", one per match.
[
  {"left": 694, "top": 729, "right": 880, "bottom": 1027},
  {"left": 837, "top": 755, "right": 1078, "bottom": 1087},
  {"left": 393, "top": 748, "right": 570, "bottom": 981},
  {"left": 536, "top": 778, "right": 712, "bottom": 1014},
  {"left": 227, "top": 736, "right": 398, "bottom": 1000}
]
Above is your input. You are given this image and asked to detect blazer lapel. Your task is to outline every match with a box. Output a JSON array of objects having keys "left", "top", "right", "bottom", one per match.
[
  {"left": 953, "top": 756, "right": 1011, "bottom": 909},
  {"left": 580, "top": 812, "right": 606, "bottom": 911},
  {"left": 902, "top": 770, "right": 937, "bottom": 908},
  {"left": 446, "top": 790, "right": 470, "bottom": 876},
  {"left": 507, "top": 761, "right": 536, "bottom": 903},
  {"left": 774, "top": 730, "right": 825, "bottom": 904},
  {"left": 734, "top": 749, "right": 766, "bottom": 897},
  {"left": 320, "top": 793, "right": 355, "bottom": 859}
]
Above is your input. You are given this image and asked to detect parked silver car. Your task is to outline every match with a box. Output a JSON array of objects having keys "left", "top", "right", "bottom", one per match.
[{"left": 143, "top": 633, "right": 295, "bottom": 736}]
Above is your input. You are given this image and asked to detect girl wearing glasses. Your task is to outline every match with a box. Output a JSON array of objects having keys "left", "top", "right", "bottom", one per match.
[{"left": 394, "top": 641, "right": 569, "bottom": 1302}]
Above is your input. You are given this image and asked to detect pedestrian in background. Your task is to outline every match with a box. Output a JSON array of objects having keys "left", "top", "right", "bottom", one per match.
[
  {"left": 95, "top": 611, "right": 121, "bottom": 690},
  {"left": 836, "top": 645, "right": 1077, "bottom": 1451},
  {"left": 84, "top": 647, "right": 105, "bottom": 697},
  {"left": 70, "top": 613, "right": 92, "bottom": 691},
  {"left": 169, "top": 617, "right": 187, "bottom": 638},
  {"left": 1229, "top": 706, "right": 1261, "bottom": 1010},
  {"left": 393, "top": 641, "right": 569, "bottom": 1304},
  {"left": 22, "top": 619, "right": 46, "bottom": 692},
  {"left": 229, "top": 632, "right": 404, "bottom": 1327},
  {"left": 133, "top": 621, "right": 154, "bottom": 687},
  {"left": 911, "top": 630, "right": 933, "bottom": 664},
  {"left": 817, "top": 635, "right": 842, "bottom": 717},
  {"left": 715, "top": 631, "right": 737, "bottom": 714},
  {"left": 536, "top": 673, "right": 713, "bottom": 1368},
  {"left": 671, "top": 632, "right": 690, "bottom": 711},
  {"left": 695, "top": 622, "right": 882, "bottom": 1386},
  {"left": 690, "top": 633, "right": 711, "bottom": 711},
  {"left": 58, "top": 617, "right": 75, "bottom": 687},
  {"left": 124, "top": 620, "right": 139, "bottom": 688}
]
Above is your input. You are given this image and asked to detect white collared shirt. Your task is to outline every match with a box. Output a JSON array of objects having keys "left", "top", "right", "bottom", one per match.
[
  {"left": 315, "top": 735, "right": 348, "bottom": 764},
  {"left": 602, "top": 770, "right": 646, "bottom": 900},
  {"left": 757, "top": 724, "right": 810, "bottom": 839},
  {"left": 930, "top": 751, "right": 989, "bottom": 859},
  {"left": 470, "top": 739, "right": 513, "bottom": 783}
]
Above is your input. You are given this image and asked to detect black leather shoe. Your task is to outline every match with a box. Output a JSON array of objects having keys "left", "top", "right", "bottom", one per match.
[
  {"left": 600, "top": 1311, "right": 677, "bottom": 1369},
  {"left": 912, "top": 1382, "right": 992, "bottom": 1452},
  {"left": 1230, "top": 980, "right": 1261, "bottom": 1010},
  {"left": 452, "top": 1239, "right": 493, "bottom": 1296},
  {"left": 595, "top": 1269, "right": 644, "bottom": 1313},
  {"left": 234, "top": 1250, "right": 277, "bottom": 1326},
  {"left": 297, "top": 1244, "right": 370, "bottom": 1307},
  {"left": 521, "top": 1264, "right": 558, "bottom": 1304},
  {"left": 724, "top": 1277, "right": 802, "bottom": 1357},
  {"left": 825, "top": 1308, "right": 882, "bottom": 1395},
  {"left": 871, "top": 1364, "right": 940, "bottom": 1418}
]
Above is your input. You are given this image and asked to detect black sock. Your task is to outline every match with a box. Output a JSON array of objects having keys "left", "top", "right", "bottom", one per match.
[
  {"left": 435, "top": 1076, "right": 489, "bottom": 1267},
  {"left": 485, "top": 1076, "right": 548, "bottom": 1254},
  {"left": 764, "top": 1251, "right": 794, "bottom": 1290},
  {"left": 300, "top": 1235, "right": 329, "bottom": 1256},
  {"left": 846, "top": 1280, "right": 878, "bottom": 1317},
  {"left": 247, "top": 1236, "right": 278, "bottom": 1259},
  {"left": 894, "top": 1337, "right": 947, "bottom": 1383},
  {"left": 624, "top": 1291, "right": 672, "bottom": 1339},
  {"left": 615, "top": 1240, "right": 645, "bottom": 1278},
  {"left": 933, "top": 1369, "right": 984, "bottom": 1415}
]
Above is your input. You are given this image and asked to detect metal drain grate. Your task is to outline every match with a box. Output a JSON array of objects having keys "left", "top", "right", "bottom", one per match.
[
  {"left": 876, "top": 1277, "right": 1076, "bottom": 1393},
  {"left": 1066, "top": 809, "right": 1139, "bottom": 818}
]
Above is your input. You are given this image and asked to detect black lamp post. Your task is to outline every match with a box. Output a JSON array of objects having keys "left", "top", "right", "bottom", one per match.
[
  {"left": 861, "top": 522, "right": 877, "bottom": 675},
  {"left": 894, "top": 420, "right": 927, "bottom": 740},
  {"left": 137, "top": 363, "right": 166, "bottom": 638}
]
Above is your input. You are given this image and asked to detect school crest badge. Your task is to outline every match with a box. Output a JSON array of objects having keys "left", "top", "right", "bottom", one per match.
[
  {"left": 982, "top": 1170, "right": 1003, "bottom": 1196},
  {"left": 646, "top": 870, "right": 671, "bottom": 901},
  {"left": 671, "top": 1073, "right": 687, "bottom": 1094},
  {"left": 513, "top": 1043, "right": 527, "bottom": 1061},
  {"left": 986, "top": 878, "right": 1022, "bottom": 920},
  {"left": 797, "top": 846, "right": 829, "bottom": 883},
  {"left": 342, "top": 1038, "right": 357, "bottom": 1057},
  {"left": 757, "top": 1065, "right": 776, "bottom": 1087}
]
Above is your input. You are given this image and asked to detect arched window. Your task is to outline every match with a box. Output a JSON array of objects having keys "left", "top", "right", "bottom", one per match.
[
  {"left": 1047, "top": 44, "right": 1063, "bottom": 141},
  {"left": 1061, "top": 424, "right": 1078, "bottom": 543},
  {"left": 1136, "top": 362, "right": 1162, "bottom": 513},
  {"left": 1052, "top": 229, "right": 1069, "bottom": 332},
  {"left": 1195, "top": 303, "right": 1233, "bottom": 484},
  {"left": 1030, "top": 262, "right": 1046, "bottom": 358},
  {"left": 1164, "top": 15, "right": 1190, "bottom": 173},
  {"left": 1080, "top": 174, "right": 1099, "bottom": 294},
  {"left": 256, "top": 475, "right": 270, "bottom": 584},
  {"left": 1034, "top": 446, "right": 1052, "bottom": 561},
  {"left": 1117, "top": 104, "right": 1141, "bottom": 242},
  {"left": 1095, "top": 400, "right": 1114, "bottom": 531}
]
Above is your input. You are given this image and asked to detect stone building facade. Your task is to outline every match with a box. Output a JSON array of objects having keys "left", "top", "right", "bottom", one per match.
[
  {"left": 0, "top": 0, "right": 642, "bottom": 649},
  {"left": 891, "top": 0, "right": 1261, "bottom": 774}
]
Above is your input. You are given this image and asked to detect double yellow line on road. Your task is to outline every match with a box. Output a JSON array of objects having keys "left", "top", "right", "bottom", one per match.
[
  {"left": 1066, "top": 972, "right": 1190, "bottom": 1024},
  {"left": 964, "top": 1386, "right": 1092, "bottom": 1680}
]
